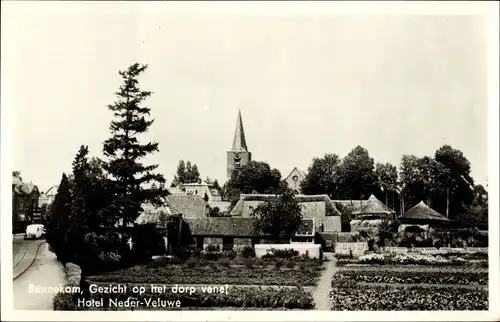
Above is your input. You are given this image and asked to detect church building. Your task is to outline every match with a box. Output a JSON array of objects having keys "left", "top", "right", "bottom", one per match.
[{"left": 227, "top": 110, "right": 252, "bottom": 179}]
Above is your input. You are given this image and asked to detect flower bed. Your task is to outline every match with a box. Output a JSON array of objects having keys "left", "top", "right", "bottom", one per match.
[
  {"left": 330, "top": 285, "right": 488, "bottom": 310},
  {"left": 339, "top": 253, "right": 487, "bottom": 267},
  {"left": 331, "top": 269, "right": 488, "bottom": 286},
  {"left": 56, "top": 284, "right": 314, "bottom": 310},
  {"left": 88, "top": 264, "right": 322, "bottom": 286}
]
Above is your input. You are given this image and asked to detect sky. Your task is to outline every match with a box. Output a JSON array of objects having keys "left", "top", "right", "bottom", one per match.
[{"left": 2, "top": 2, "right": 492, "bottom": 192}]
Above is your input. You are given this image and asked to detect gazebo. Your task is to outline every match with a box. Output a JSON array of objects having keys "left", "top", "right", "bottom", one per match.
[
  {"left": 351, "top": 195, "right": 396, "bottom": 220},
  {"left": 349, "top": 195, "right": 396, "bottom": 233},
  {"left": 398, "top": 200, "right": 452, "bottom": 232}
]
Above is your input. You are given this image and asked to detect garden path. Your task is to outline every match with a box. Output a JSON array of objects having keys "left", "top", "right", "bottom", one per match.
[{"left": 312, "top": 253, "right": 336, "bottom": 310}]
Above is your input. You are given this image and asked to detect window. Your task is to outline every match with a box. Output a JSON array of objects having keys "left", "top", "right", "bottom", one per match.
[{"left": 222, "top": 237, "right": 234, "bottom": 250}]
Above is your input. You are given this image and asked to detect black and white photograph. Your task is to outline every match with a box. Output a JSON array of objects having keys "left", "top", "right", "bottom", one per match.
[{"left": 1, "top": 1, "right": 499, "bottom": 321}]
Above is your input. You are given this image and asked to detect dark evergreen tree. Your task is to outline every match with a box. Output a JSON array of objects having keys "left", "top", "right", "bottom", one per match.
[
  {"left": 46, "top": 173, "right": 72, "bottom": 263},
  {"left": 103, "top": 63, "right": 167, "bottom": 230}
]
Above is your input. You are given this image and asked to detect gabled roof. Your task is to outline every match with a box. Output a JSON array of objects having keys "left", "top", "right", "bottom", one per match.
[
  {"left": 43, "top": 185, "right": 59, "bottom": 195},
  {"left": 183, "top": 217, "right": 263, "bottom": 236},
  {"left": 351, "top": 195, "right": 395, "bottom": 216},
  {"left": 230, "top": 194, "right": 342, "bottom": 217},
  {"left": 166, "top": 195, "right": 208, "bottom": 218},
  {"left": 332, "top": 200, "right": 367, "bottom": 215},
  {"left": 13, "top": 180, "right": 39, "bottom": 195},
  {"left": 284, "top": 167, "right": 308, "bottom": 181},
  {"left": 399, "top": 201, "right": 451, "bottom": 222},
  {"left": 230, "top": 109, "right": 248, "bottom": 151}
]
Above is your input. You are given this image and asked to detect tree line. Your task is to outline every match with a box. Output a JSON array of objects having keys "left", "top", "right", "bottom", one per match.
[{"left": 218, "top": 145, "right": 487, "bottom": 229}]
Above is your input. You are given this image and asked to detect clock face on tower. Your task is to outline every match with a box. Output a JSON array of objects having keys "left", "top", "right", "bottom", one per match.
[{"left": 234, "top": 152, "right": 241, "bottom": 161}]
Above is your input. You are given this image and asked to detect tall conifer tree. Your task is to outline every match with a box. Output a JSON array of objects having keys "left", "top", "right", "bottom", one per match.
[{"left": 103, "top": 63, "right": 167, "bottom": 229}]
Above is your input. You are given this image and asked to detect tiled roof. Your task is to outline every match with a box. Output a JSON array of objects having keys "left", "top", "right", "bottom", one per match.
[
  {"left": 183, "top": 217, "right": 263, "bottom": 236},
  {"left": 351, "top": 195, "right": 395, "bottom": 216},
  {"left": 166, "top": 195, "right": 208, "bottom": 218},
  {"left": 332, "top": 200, "right": 367, "bottom": 215},
  {"left": 230, "top": 194, "right": 342, "bottom": 217},
  {"left": 208, "top": 201, "right": 232, "bottom": 213},
  {"left": 134, "top": 203, "right": 174, "bottom": 227},
  {"left": 400, "top": 201, "right": 451, "bottom": 222}
]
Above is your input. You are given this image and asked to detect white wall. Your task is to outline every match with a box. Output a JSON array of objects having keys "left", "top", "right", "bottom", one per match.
[{"left": 255, "top": 244, "right": 321, "bottom": 259}]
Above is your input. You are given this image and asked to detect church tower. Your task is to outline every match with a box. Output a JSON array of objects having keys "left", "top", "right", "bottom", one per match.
[{"left": 227, "top": 110, "right": 252, "bottom": 178}]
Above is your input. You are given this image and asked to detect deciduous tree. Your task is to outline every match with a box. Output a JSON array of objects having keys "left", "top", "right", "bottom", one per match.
[
  {"left": 300, "top": 153, "right": 341, "bottom": 197},
  {"left": 251, "top": 186, "right": 303, "bottom": 243}
]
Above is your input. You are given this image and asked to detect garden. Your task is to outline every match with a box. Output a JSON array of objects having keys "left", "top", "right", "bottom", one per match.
[
  {"left": 54, "top": 246, "right": 326, "bottom": 310},
  {"left": 330, "top": 250, "right": 489, "bottom": 310}
]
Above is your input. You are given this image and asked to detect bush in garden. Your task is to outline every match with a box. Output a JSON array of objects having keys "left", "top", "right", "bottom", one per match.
[
  {"left": 186, "top": 258, "right": 197, "bottom": 268},
  {"left": 240, "top": 246, "right": 256, "bottom": 258},
  {"left": 206, "top": 244, "right": 220, "bottom": 252},
  {"left": 218, "top": 257, "right": 231, "bottom": 268},
  {"left": 243, "top": 258, "right": 255, "bottom": 268},
  {"left": 146, "top": 256, "right": 169, "bottom": 268},
  {"left": 274, "top": 258, "right": 284, "bottom": 270},
  {"left": 284, "top": 259, "right": 295, "bottom": 268},
  {"left": 222, "top": 250, "right": 237, "bottom": 260},
  {"left": 273, "top": 248, "right": 300, "bottom": 259}
]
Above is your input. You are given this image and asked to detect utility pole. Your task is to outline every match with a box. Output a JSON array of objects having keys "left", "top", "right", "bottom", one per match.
[{"left": 446, "top": 187, "right": 450, "bottom": 218}]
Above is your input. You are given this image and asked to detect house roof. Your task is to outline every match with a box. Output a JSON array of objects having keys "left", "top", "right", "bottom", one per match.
[
  {"left": 399, "top": 201, "right": 451, "bottom": 222},
  {"left": 166, "top": 195, "right": 208, "bottom": 218},
  {"left": 208, "top": 201, "right": 232, "bottom": 213},
  {"left": 351, "top": 195, "right": 395, "bottom": 216},
  {"left": 332, "top": 200, "right": 367, "bottom": 215},
  {"left": 13, "top": 180, "right": 39, "bottom": 195},
  {"left": 183, "top": 217, "right": 262, "bottom": 236},
  {"left": 229, "top": 194, "right": 342, "bottom": 217},
  {"left": 43, "top": 185, "right": 59, "bottom": 195}
]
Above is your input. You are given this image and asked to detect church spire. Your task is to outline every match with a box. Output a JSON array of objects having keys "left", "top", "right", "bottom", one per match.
[{"left": 231, "top": 109, "right": 248, "bottom": 151}]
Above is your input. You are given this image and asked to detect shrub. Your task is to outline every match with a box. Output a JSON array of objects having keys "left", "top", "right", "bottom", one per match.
[
  {"left": 273, "top": 248, "right": 299, "bottom": 259},
  {"left": 53, "top": 292, "right": 81, "bottom": 311},
  {"left": 218, "top": 257, "right": 231, "bottom": 268},
  {"left": 206, "top": 244, "right": 220, "bottom": 252},
  {"left": 146, "top": 256, "right": 169, "bottom": 268},
  {"left": 222, "top": 250, "right": 237, "bottom": 260},
  {"left": 274, "top": 259, "right": 284, "bottom": 270},
  {"left": 241, "top": 246, "right": 256, "bottom": 258},
  {"left": 186, "top": 258, "right": 197, "bottom": 268},
  {"left": 284, "top": 259, "right": 295, "bottom": 268},
  {"left": 242, "top": 258, "right": 255, "bottom": 268}
]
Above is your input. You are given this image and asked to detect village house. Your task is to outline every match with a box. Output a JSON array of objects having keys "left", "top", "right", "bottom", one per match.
[{"left": 12, "top": 172, "right": 41, "bottom": 232}]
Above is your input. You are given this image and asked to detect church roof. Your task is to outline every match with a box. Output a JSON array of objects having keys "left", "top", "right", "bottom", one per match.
[
  {"left": 284, "top": 167, "right": 308, "bottom": 181},
  {"left": 231, "top": 109, "right": 248, "bottom": 151}
]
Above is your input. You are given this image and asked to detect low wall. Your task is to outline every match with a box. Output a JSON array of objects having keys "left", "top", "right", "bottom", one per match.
[{"left": 255, "top": 244, "right": 321, "bottom": 259}]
